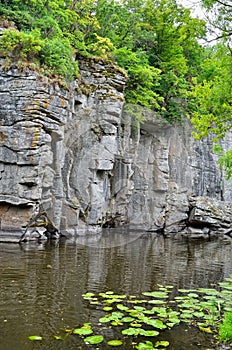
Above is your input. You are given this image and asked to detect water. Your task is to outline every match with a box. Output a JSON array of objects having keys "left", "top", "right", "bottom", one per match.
[{"left": 0, "top": 229, "right": 232, "bottom": 350}]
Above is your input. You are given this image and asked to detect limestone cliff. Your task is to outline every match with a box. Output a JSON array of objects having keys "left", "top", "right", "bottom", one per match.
[{"left": 0, "top": 58, "right": 231, "bottom": 242}]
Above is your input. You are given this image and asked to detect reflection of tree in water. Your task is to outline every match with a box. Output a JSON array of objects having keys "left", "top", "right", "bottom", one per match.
[{"left": 0, "top": 233, "right": 232, "bottom": 350}]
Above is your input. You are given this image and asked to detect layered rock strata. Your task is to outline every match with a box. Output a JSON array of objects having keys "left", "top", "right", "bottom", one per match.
[{"left": 0, "top": 58, "right": 231, "bottom": 242}]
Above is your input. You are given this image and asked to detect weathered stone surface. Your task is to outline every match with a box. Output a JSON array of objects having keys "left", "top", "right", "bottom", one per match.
[
  {"left": 188, "top": 196, "right": 232, "bottom": 236},
  {"left": 0, "top": 57, "right": 232, "bottom": 241}
]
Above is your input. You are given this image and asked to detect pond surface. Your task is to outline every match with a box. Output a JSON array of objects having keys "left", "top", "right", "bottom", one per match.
[{"left": 0, "top": 229, "right": 232, "bottom": 350}]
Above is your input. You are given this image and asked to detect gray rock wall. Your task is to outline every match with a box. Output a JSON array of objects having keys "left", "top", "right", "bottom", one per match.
[{"left": 0, "top": 58, "right": 231, "bottom": 241}]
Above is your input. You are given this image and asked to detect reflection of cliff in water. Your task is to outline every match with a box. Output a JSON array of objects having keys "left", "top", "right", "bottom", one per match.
[
  {"left": 0, "top": 231, "right": 232, "bottom": 350},
  {"left": 78, "top": 231, "right": 232, "bottom": 294}
]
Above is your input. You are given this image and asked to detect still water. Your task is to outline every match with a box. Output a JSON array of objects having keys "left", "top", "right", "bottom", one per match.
[{"left": 0, "top": 229, "right": 232, "bottom": 350}]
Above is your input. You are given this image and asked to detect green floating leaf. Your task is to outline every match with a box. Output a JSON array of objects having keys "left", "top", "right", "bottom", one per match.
[
  {"left": 193, "top": 312, "right": 205, "bottom": 318},
  {"left": 28, "top": 335, "right": 43, "bottom": 341},
  {"left": 130, "top": 322, "right": 142, "bottom": 327},
  {"left": 103, "top": 306, "right": 113, "bottom": 311},
  {"left": 219, "top": 282, "right": 232, "bottom": 290},
  {"left": 224, "top": 306, "right": 232, "bottom": 312},
  {"left": 106, "top": 298, "right": 124, "bottom": 304},
  {"left": 155, "top": 340, "right": 169, "bottom": 348},
  {"left": 136, "top": 340, "right": 155, "bottom": 349},
  {"left": 122, "top": 327, "right": 140, "bottom": 336},
  {"left": 111, "top": 311, "right": 124, "bottom": 319},
  {"left": 198, "top": 325, "right": 213, "bottom": 333},
  {"left": 111, "top": 320, "right": 123, "bottom": 326},
  {"left": 73, "top": 327, "right": 93, "bottom": 335},
  {"left": 148, "top": 300, "right": 166, "bottom": 305},
  {"left": 203, "top": 295, "right": 218, "bottom": 300},
  {"left": 60, "top": 327, "right": 72, "bottom": 333},
  {"left": 54, "top": 335, "right": 63, "bottom": 340},
  {"left": 99, "top": 316, "right": 111, "bottom": 323},
  {"left": 224, "top": 277, "right": 232, "bottom": 283},
  {"left": 90, "top": 301, "right": 100, "bottom": 305},
  {"left": 117, "top": 304, "right": 129, "bottom": 311},
  {"left": 168, "top": 317, "right": 180, "bottom": 324},
  {"left": 134, "top": 306, "right": 146, "bottom": 311},
  {"left": 144, "top": 309, "right": 156, "bottom": 315},
  {"left": 140, "top": 329, "right": 159, "bottom": 337},
  {"left": 82, "top": 292, "right": 95, "bottom": 299},
  {"left": 187, "top": 293, "right": 199, "bottom": 298},
  {"left": 73, "top": 322, "right": 93, "bottom": 335},
  {"left": 180, "top": 313, "right": 193, "bottom": 319},
  {"left": 142, "top": 292, "right": 168, "bottom": 299},
  {"left": 107, "top": 339, "right": 123, "bottom": 346},
  {"left": 178, "top": 289, "right": 197, "bottom": 293},
  {"left": 166, "top": 322, "right": 176, "bottom": 328},
  {"left": 198, "top": 288, "right": 219, "bottom": 296},
  {"left": 84, "top": 335, "right": 104, "bottom": 344},
  {"left": 129, "top": 299, "right": 147, "bottom": 304},
  {"left": 121, "top": 317, "right": 135, "bottom": 323},
  {"left": 178, "top": 302, "right": 198, "bottom": 309},
  {"left": 146, "top": 319, "right": 167, "bottom": 329}
]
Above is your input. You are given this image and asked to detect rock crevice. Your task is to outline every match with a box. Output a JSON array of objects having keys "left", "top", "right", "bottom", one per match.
[{"left": 0, "top": 58, "right": 231, "bottom": 242}]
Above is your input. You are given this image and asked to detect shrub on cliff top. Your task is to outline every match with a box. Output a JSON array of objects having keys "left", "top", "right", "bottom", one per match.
[{"left": 0, "top": 28, "right": 43, "bottom": 61}]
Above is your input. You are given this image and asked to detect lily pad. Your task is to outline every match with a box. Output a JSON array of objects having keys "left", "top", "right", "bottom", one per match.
[
  {"left": 146, "top": 319, "right": 167, "bottom": 329},
  {"left": 84, "top": 335, "right": 104, "bottom": 344},
  {"left": 28, "top": 335, "right": 43, "bottom": 341},
  {"left": 103, "top": 306, "right": 113, "bottom": 311},
  {"left": 148, "top": 300, "right": 166, "bottom": 305},
  {"left": 155, "top": 340, "right": 169, "bottom": 347},
  {"left": 121, "top": 317, "right": 135, "bottom": 322},
  {"left": 140, "top": 329, "right": 160, "bottom": 337},
  {"left": 107, "top": 339, "right": 123, "bottom": 346},
  {"left": 122, "top": 327, "right": 141, "bottom": 336},
  {"left": 73, "top": 323, "right": 93, "bottom": 335},
  {"left": 136, "top": 341, "right": 155, "bottom": 349},
  {"left": 142, "top": 292, "right": 168, "bottom": 299},
  {"left": 99, "top": 316, "right": 111, "bottom": 323},
  {"left": 73, "top": 327, "right": 93, "bottom": 335},
  {"left": 117, "top": 304, "right": 129, "bottom": 311},
  {"left": 54, "top": 335, "right": 63, "bottom": 340}
]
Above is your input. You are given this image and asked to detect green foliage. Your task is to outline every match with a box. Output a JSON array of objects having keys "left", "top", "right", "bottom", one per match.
[
  {"left": 219, "top": 312, "right": 232, "bottom": 343},
  {"left": 1, "top": 0, "right": 232, "bottom": 176},
  {"left": 0, "top": 28, "right": 43, "bottom": 61},
  {"left": 0, "top": 0, "right": 207, "bottom": 122},
  {"left": 218, "top": 151, "right": 232, "bottom": 180},
  {"left": 189, "top": 44, "right": 232, "bottom": 177},
  {"left": 113, "top": 47, "right": 162, "bottom": 109},
  {"left": 40, "top": 38, "right": 78, "bottom": 80},
  {"left": 202, "top": 0, "right": 232, "bottom": 42},
  {"left": 0, "top": 0, "right": 100, "bottom": 80}
]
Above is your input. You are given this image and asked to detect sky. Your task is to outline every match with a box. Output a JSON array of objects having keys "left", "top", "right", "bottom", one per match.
[{"left": 176, "top": 0, "right": 205, "bottom": 19}]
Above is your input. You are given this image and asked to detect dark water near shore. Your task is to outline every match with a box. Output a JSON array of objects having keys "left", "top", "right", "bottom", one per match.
[{"left": 0, "top": 229, "right": 232, "bottom": 350}]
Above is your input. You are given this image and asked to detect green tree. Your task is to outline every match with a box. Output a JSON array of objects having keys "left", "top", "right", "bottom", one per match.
[
  {"left": 189, "top": 44, "right": 232, "bottom": 178},
  {"left": 188, "top": 1, "right": 232, "bottom": 178},
  {"left": 201, "top": 0, "right": 232, "bottom": 42},
  {"left": 95, "top": 0, "right": 206, "bottom": 121}
]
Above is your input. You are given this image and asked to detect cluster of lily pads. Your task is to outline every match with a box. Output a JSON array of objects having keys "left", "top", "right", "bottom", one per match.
[{"left": 29, "top": 276, "right": 232, "bottom": 349}]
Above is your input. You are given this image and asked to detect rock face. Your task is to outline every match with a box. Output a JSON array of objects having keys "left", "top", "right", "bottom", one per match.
[{"left": 0, "top": 58, "right": 231, "bottom": 241}]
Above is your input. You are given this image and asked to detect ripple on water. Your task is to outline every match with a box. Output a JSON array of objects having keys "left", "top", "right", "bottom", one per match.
[{"left": 0, "top": 233, "right": 231, "bottom": 350}]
